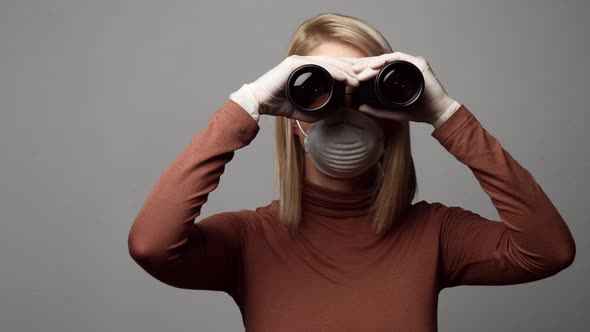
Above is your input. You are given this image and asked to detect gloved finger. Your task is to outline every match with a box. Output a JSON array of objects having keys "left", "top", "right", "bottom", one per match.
[
  {"left": 368, "top": 52, "right": 429, "bottom": 72},
  {"left": 320, "top": 62, "right": 360, "bottom": 87},
  {"left": 356, "top": 67, "right": 380, "bottom": 81},
  {"left": 384, "top": 52, "right": 431, "bottom": 73},
  {"left": 348, "top": 53, "right": 396, "bottom": 74},
  {"left": 352, "top": 57, "right": 373, "bottom": 73},
  {"left": 312, "top": 56, "right": 359, "bottom": 79},
  {"left": 420, "top": 65, "right": 436, "bottom": 85},
  {"left": 338, "top": 56, "right": 366, "bottom": 66},
  {"left": 367, "top": 52, "right": 403, "bottom": 69}
]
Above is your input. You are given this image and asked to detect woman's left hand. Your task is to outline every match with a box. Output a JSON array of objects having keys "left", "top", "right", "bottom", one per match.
[{"left": 349, "top": 52, "right": 459, "bottom": 125}]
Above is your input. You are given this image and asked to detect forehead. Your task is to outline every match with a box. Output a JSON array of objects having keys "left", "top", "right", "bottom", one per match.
[{"left": 307, "top": 40, "right": 367, "bottom": 58}]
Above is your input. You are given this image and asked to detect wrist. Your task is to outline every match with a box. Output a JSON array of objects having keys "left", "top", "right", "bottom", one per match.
[
  {"left": 432, "top": 99, "right": 461, "bottom": 129},
  {"left": 229, "top": 84, "right": 261, "bottom": 121}
]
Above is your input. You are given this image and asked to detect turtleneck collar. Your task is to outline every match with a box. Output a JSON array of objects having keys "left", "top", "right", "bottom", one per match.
[{"left": 301, "top": 176, "right": 376, "bottom": 218}]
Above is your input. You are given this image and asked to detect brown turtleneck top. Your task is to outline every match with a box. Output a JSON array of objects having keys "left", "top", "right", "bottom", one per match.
[{"left": 128, "top": 99, "right": 576, "bottom": 331}]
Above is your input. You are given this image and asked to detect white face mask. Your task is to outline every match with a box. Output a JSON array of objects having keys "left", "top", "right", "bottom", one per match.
[{"left": 296, "top": 108, "right": 384, "bottom": 179}]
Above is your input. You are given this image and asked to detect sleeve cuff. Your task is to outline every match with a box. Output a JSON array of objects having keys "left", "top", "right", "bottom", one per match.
[
  {"left": 431, "top": 103, "right": 476, "bottom": 146},
  {"left": 433, "top": 100, "right": 462, "bottom": 129},
  {"left": 218, "top": 99, "right": 261, "bottom": 144},
  {"left": 229, "top": 84, "right": 261, "bottom": 122}
]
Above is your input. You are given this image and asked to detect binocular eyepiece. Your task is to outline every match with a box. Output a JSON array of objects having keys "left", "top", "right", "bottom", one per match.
[{"left": 285, "top": 60, "right": 424, "bottom": 113}]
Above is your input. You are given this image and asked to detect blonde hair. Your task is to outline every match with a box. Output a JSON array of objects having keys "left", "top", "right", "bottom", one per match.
[{"left": 274, "top": 13, "right": 417, "bottom": 235}]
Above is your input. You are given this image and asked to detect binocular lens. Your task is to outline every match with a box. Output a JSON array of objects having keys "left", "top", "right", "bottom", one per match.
[
  {"left": 376, "top": 61, "right": 424, "bottom": 107},
  {"left": 286, "top": 64, "right": 335, "bottom": 112}
]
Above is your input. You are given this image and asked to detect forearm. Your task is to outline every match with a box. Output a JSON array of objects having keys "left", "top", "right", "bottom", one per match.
[
  {"left": 128, "top": 99, "right": 260, "bottom": 267},
  {"left": 433, "top": 105, "right": 576, "bottom": 275}
]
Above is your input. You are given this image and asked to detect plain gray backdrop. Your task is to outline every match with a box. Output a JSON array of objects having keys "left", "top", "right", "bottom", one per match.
[{"left": 1, "top": 0, "right": 588, "bottom": 331}]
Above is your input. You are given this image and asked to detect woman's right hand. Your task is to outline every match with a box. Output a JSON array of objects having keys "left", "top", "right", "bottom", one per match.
[{"left": 230, "top": 55, "right": 359, "bottom": 123}]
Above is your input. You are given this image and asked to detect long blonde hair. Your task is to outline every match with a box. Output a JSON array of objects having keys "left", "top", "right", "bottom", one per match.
[{"left": 274, "top": 13, "right": 417, "bottom": 235}]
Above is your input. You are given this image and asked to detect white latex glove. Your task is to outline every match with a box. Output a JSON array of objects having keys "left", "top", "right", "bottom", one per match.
[
  {"left": 230, "top": 55, "right": 359, "bottom": 122},
  {"left": 351, "top": 52, "right": 461, "bottom": 128}
]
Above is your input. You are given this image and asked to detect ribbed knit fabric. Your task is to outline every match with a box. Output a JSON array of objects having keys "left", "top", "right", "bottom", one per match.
[{"left": 128, "top": 99, "right": 575, "bottom": 331}]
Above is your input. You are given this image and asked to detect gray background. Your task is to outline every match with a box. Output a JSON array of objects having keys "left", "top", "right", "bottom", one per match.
[{"left": 0, "top": 0, "right": 588, "bottom": 331}]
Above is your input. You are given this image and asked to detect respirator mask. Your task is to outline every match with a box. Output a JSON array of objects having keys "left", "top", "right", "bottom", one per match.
[{"left": 295, "top": 108, "right": 384, "bottom": 179}]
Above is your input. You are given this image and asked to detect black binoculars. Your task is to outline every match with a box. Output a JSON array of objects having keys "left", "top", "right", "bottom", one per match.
[{"left": 285, "top": 60, "right": 424, "bottom": 113}]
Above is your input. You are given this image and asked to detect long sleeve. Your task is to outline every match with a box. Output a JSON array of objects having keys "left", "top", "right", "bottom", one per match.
[
  {"left": 430, "top": 104, "right": 576, "bottom": 288},
  {"left": 127, "top": 99, "right": 259, "bottom": 295}
]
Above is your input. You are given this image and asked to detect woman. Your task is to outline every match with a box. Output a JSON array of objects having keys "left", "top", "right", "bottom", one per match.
[{"left": 128, "top": 13, "right": 576, "bottom": 330}]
